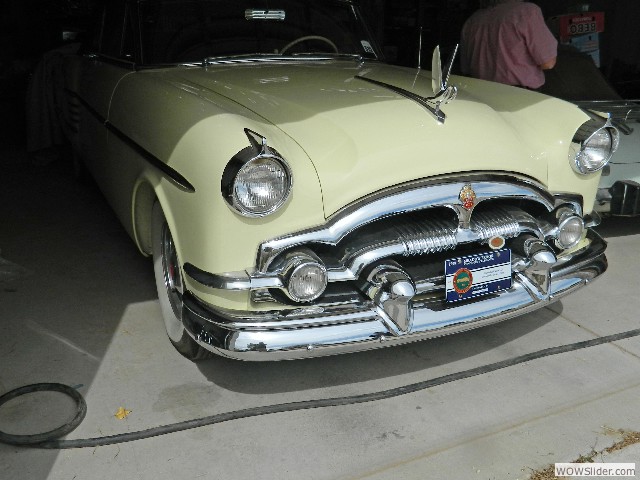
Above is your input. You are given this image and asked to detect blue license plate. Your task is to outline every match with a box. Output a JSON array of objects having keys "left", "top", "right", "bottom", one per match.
[{"left": 445, "top": 249, "right": 512, "bottom": 302}]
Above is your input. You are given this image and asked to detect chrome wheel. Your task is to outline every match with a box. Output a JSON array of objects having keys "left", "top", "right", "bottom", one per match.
[
  {"left": 160, "top": 222, "right": 184, "bottom": 342},
  {"left": 152, "top": 202, "right": 210, "bottom": 360}
]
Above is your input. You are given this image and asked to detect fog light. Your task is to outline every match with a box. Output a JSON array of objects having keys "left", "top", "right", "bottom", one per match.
[
  {"left": 556, "top": 215, "right": 584, "bottom": 249},
  {"left": 287, "top": 262, "right": 327, "bottom": 302},
  {"left": 281, "top": 250, "right": 328, "bottom": 303}
]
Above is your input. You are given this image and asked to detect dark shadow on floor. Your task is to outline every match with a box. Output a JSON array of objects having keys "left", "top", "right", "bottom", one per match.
[
  {"left": 595, "top": 216, "right": 640, "bottom": 239},
  {"left": 197, "top": 302, "right": 562, "bottom": 395}
]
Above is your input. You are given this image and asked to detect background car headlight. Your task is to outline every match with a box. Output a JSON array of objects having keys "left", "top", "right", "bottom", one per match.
[
  {"left": 222, "top": 132, "right": 292, "bottom": 217},
  {"left": 571, "top": 113, "right": 619, "bottom": 175}
]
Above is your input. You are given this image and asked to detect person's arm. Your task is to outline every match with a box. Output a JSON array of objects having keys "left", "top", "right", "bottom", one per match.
[
  {"left": 522, "top": 4, "right": 558, "bottom": 71},
  {"left": 539, "top": 57, "right": 556, "bottom": 70}
]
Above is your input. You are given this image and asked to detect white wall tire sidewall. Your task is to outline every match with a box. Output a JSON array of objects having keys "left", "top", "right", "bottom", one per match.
[{"left": 152, "top": 203, "right": 186, "bottom": 344}]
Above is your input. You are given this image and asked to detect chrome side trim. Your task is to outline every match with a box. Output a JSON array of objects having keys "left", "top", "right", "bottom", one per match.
[
  {"left": 183, "top": 264, "right": 254, "bottom": 290},
  {"left": 106, "top": 122, "right": 196, "bottom": 192},
  {"left": 68, "top": 91, "right": 195, "bottom": 192}
]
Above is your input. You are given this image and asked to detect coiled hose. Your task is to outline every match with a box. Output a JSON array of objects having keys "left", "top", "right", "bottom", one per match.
[{"left": 1, "top": 327, "right": 639, "bottom": 449}]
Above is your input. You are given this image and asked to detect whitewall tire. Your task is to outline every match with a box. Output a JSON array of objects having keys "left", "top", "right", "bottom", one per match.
[{"left": 152, "top": 202, "right": 210, "bottom": 361}]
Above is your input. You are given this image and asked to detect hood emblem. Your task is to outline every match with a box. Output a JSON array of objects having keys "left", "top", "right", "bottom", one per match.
[
  {"left": 459, "top": 184, "right": 476, "bottom": 210},
  {"left": 354, "top": 45, "right": 458, "bottom": 124}
]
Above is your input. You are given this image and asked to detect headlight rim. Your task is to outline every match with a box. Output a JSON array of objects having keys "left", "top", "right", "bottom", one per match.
[
  {"left": 222, "top": 146, "right": 293, "bottom": 218},
  {"left": 570, "top": 113, "right": 619, "bottom": 175}
]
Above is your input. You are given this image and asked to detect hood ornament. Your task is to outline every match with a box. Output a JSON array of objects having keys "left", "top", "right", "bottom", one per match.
[
  {"left": 431, "top": 45, "right": 458, "bottom": 109},
  {"left": 355, "top": 45, "right": 458, "bottom": 124}
]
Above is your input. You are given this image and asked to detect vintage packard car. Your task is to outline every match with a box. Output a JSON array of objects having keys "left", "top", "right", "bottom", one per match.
[{"left": 62, "top": 0, "right": 617, "bottom": 361}]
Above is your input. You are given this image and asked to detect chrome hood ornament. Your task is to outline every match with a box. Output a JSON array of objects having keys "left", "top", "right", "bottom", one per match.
[
  {"left": 431, "top": 45, "right": 458, "bottom": 108},
  {"left": 355, "top": 45, "right": 458, "bottom": 124}
]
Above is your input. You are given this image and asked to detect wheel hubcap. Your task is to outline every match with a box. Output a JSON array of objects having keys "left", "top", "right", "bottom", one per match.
[{"left": 161, "top": 224, "right": 183, "bottom": 321}]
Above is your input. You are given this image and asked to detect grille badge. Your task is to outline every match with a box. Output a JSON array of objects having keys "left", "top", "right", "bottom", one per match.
[{"left": 459, "top": 184, "right": 477, "bottom": 210}]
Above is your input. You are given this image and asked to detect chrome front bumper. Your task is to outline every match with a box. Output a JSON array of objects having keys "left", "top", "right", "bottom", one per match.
[{"left": 182, "top": 230, "right": 607, "bottom": 361}]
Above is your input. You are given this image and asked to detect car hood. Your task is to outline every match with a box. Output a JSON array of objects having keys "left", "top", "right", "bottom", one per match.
[{"left": 163, "top": 61, "right": 584, "bottom": 217}]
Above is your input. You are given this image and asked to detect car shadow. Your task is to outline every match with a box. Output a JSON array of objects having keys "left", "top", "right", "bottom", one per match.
[
  {"left": 595, "top": 216, "right": 640, "bottom": 238},
  {"left": 196, "top": 304, "right": 560, "bottom": 395}
]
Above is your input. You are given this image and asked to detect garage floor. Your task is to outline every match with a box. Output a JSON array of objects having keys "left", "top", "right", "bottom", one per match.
[{"left": 1, "top": 145, "right": 639, "bottom": 480}]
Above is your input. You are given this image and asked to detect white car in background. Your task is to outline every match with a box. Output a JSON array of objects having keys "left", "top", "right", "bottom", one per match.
[
  {"left": 541, "top": 47, "right": 640, "bottom": 216},
  {"left": 580, "top": 101, "right": 640, "bottom": 216}
]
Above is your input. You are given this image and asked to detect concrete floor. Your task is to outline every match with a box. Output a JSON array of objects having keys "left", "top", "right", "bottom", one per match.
[{"left": 1, "top": 145, "right": 639, "bottom": 480}]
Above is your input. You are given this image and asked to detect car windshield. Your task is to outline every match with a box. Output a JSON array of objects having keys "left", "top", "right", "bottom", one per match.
[{"left": 138, "top": 0, "right": 378, "bottom": 65}]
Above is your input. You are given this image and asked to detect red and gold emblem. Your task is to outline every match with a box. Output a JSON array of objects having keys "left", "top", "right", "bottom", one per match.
[{"left": 459, "top": 184, "right": 476, "bottom": 210}]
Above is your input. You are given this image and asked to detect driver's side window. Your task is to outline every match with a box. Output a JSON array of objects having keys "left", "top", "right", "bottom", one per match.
[{"left": 98, "top": 1, "right": 134, "bottom": 62}]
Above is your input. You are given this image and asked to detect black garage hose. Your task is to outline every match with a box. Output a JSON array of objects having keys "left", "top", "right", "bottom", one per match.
[{"left": 2, "top": 327, "right": 640, "bottom": 450}]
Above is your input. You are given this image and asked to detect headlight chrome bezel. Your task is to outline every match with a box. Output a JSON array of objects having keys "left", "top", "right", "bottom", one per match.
[
  {"left": 570, "top": 112, "right": 619, "bottom": 175},
  {"left": 222, "top": 130, "right": 293, "bottom": 218}
]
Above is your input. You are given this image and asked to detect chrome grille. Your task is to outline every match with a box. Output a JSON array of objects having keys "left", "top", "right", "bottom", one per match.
[
  {"left": 396, "top": 218, "right": 457, "bottom": 256},
  {"left": 470, "top": 208, "right": 522, "bottom": 241}
]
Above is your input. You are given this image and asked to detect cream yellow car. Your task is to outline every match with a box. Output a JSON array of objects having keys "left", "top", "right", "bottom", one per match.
[{"left": 63, "top": 0, "right": 617, "bottom": 361}]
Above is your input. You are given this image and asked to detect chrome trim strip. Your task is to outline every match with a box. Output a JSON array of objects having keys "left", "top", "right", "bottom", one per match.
[
  {"left": 573, "top": 100, "right": 640, "bottom": 123},
  {"left": 106, "top": 122, "right": 195, "bottom": 192},
  {"left": 182, "top": 230, "right": 606, "bottom": 360},
  {"left": 71, "top": 90, "right": 106, "bottom": 124},
  {"left": 203, "top": 54, "right": 363, "bottom": 66},
  {"left": 183, "top": 264, "right": 255, "bottom": 290},
  {"left": 69, "top": 91, "right": 195, "bottom": 192}
]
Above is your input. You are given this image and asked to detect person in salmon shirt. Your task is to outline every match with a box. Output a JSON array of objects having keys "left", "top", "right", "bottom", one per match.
[{"left": 460, "top": 0, "right": 557, "bottom": 90}]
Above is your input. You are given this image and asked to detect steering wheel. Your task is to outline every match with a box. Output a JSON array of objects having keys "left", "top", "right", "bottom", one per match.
[{"left": 280, "top": 35, "right": 338, "bottom": 55}]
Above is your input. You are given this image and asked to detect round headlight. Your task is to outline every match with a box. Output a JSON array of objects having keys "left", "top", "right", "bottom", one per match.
[
  {"left": 222, "top": 130, "right": 293, "bottom": 217},
  {"left": 231, "top": 157, "right": 291, "bottom": 216},
  {"left": 573, "top": 128, "right": 614, "bottom": 173},
  {"left": 571, "top": 114, "right": 619, "bottom": 175},
  {"left": 287, "top": 261, "right": 328, "bottom": 303},
  {"left": 556, "top": 215, "right": 584, "bottom": 249}
]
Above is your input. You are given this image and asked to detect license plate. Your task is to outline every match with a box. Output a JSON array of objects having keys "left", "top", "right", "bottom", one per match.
[
  {"left": 569, "top": 21, "right": 597, "bottom": 35},
  {"left": 445, "top": 249, "right": 511, "bottom": 302}
]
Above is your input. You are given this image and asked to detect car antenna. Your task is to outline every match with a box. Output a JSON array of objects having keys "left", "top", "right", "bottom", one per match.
[{"left": 412, "top": 26, "right": 423, "bottom": 90}]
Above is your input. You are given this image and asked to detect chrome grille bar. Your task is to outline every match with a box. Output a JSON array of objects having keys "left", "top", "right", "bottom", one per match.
[
  {"left": 396, "top": 218, "right": 457, "bottom": 256},
  {"left": 470, "top": 209, "right": 522, "bottom": 241}
]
